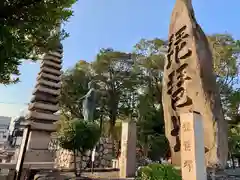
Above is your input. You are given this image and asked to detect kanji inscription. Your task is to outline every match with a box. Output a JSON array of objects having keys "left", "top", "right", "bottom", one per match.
[
  {"left": 166, "top": 25, "right": 194, "bottom": 153},
  {"left": 166, "top": 25, "right": 192, "bottom": 69},
  {"left": 183, "top": 140, "right": 191, "bottom": 151},
  {"left": 167, "top": 63, "right": 193, "bottom": 110},
  {"left": 183, "top": 160, "right": 193, "bottom": 172},
  {"left": 182, "top": 122, "right": 191, "bottom": 132},
  {"left": 171, "top": 115, "right": 181, "bottom": 152}
]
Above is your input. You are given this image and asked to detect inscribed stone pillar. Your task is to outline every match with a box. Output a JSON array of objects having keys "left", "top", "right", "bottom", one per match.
[
  {"left": 162, "top": 0, "right": 228, "bottom": 168},
  {"left": 180, "top": 112, "right": 207, "bottom": 180},
  {"left": 119, "top": 121, "right": 136, "bottom": 178}
]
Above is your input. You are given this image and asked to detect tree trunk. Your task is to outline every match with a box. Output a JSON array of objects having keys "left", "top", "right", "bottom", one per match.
[
  {"left": 78, "top": 155, "right": 82, "bottom": 177},
  {"left": 99, "top": 113, "right": 103, "bottom": 135},
  {"left": 111, "top": 135, "right": 116, "bottom": 158},
  {"left": 109, "top": 109, "right": 117, "bottom": 158},
  {"left": 230, "top": 152, "right": 235, "bottom": 169},
  {"left": 143, "top": 136, "right": 148, "bottom": 157},
  {"left": 232, "top": 157, "right": 235, "bottom": 169},
  {"left": 73, "top": 150, "right": 78, "bottom": 177}
]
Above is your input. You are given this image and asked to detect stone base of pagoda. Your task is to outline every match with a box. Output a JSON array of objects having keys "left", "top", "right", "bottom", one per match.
[
  {"left": 0, "top": 162, "right": 55, "bottom": 169},
  {"left": 24, "top": 150, "right": 55, "bottom": 162},
  {"left": 14, "top": 122, "right": 57, "bottom": 173},
  {"left": 24, "top": 126, "right": 56, "bottom": 162}
]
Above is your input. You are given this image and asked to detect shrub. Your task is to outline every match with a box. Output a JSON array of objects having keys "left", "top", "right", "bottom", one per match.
[
  {"left": 57, "top": 119, "right": 101, "bottom": 177},
  {"left": 58, "top": 119, "right": 100, "bottom": 153},
  {"left": 136, "top": 163, "right": 181, "bottom": 180}
]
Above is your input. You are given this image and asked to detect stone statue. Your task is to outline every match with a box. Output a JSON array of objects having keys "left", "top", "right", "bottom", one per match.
[
  {"left": 80, "top": 81, "right": 98, "bottom": 121},
  {"left": 162, "top": 0, "right": 228, "bottom": 168}
]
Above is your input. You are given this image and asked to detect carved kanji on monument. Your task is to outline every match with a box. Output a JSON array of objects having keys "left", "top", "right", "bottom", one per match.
[{"left": 162, "top": 0, "right": 228, "bottom": 168}]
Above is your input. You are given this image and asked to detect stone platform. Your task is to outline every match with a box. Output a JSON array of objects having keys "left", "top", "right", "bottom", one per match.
[{"left": 0, "top": 162, "right": 54, "bottom": 169}]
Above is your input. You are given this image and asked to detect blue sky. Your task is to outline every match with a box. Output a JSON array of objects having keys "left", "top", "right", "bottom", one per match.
[{"left": 0, "top": 0, "right": 239, "bottom": 117}]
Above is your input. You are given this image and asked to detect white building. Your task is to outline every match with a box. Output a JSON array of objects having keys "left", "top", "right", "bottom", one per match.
[
  {"left": 8, "top": 115, "right": 25, "bottom": 147},
  {"left": 0, "top": 116, "right": 11, "bottom": 148}
]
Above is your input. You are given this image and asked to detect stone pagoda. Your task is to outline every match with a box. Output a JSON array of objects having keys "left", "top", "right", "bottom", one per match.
[{"left": 15, "top": 41, "right": 63, "bottom": 176}]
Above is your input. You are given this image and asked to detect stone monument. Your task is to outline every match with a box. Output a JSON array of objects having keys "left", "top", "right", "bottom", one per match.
[
  {"left": 15, "top": 40, "right": 63, "bottom": 178},
  {"left": 162, "top": 0, "right": 228, "bottom": 168},
  {"left": 119, "top": 121, "right": 136, "bottom": 178},
  {"left": 24, "top": 43, "right": 62, "bottom": 161},
  {"left": 180, "top": 112, "right": 207, "bottom": 180}
]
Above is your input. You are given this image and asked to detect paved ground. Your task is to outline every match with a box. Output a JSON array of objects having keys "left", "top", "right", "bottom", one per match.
[
  {"left": 32, "top": 168, "right": 240, "bottom": 180},
  {"left": 225, "top": 168, "right": 240, "bottom": 176},
  {"left": 3, "top": 168, "right": 240, "bottom": 179},
  {"left": 83, "top": 171, "right": 119, "bottom": 179},
  {"left": 61, "top": 171, "right": 121, "bottom": 179},
  {"left": 206, "top": 168, "right": 240, "bottom": 180}
]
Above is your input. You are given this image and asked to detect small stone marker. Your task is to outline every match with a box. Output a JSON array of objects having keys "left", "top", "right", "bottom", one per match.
[
  {"left": 180, "top": 112, "right": 207, "bottom": 180},
  {"left": 119, "top": 121, "right": 136, "bottom": 178}
]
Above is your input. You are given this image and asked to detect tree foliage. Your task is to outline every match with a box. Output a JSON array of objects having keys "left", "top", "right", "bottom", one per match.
[
  {"left": 57, "top": 119, "right": 100, "bottom": 176},
  {"left": 136, "top": 163, "right": 181, "bottom": 180},
  {"left": 208, "top": 34, "right": 240, "bottom": 120},
  {"left": 58, "top": 119, "right": 100, "bottom": 153},
  {"left": 133, "top": 39, "right": 168, "bottom": 158},
  {"left": 92, "top": 48, "right": 136, "bottom": 135},
  {"left": 60, "top": 61, "right": 91, "bottom": 119},
  {"left": 0, "top": 0, "right": 76, "bottom": 84},
  {"left": 228, "top": 125, "right": 240, "bottom": 156}
]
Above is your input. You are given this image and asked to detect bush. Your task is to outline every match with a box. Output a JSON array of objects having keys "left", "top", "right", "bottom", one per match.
[
  {"left": 57, "top": 119, "right": 100, "bottom": 153},
  {"left": 147, "top": 135, "right": 169, "bottom": 161},
  {"left": 136, "top": 163, "right": 181, "bottom": 180},
  {"left": 57, "top": 119, "right": 101, "bottom": 177}
]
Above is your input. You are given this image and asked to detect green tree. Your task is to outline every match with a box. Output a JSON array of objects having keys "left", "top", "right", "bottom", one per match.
[
  {"left": 137, "top": 92, "right": 167, "bottom": 159},
  {"left": 208, "top": 34, "right": 240, "bottom": 120},
  {"left": 92, "top": 48, "right": 134, "bottom": 137},
  {"left": 60, "top": 60, "right": 92, "bottom": 119},
  {"left": 208, "top": 35, "right": 240, "bottom": 164},
  {"left": 228, "top": 124, "right": 240, "bottom": 168},
  {"left": 133, "top": 38, "right": 168, "bottom": 160},
  {"left": 133, "top": 38, "right": 166, "bottom": 104},
  {"left": 57, "top": 119, "right": 100, "bottom": 177},
  {"left": 0, "top": 0, "right": 76, "bottom": 84}
]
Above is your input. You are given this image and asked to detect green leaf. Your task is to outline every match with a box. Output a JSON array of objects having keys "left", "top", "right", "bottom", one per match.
[{"left": 0, "top": 0, "right": 77, "bottom": 84}]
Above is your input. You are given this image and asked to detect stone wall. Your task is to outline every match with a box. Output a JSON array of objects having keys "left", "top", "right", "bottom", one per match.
[{"left": 55, "top": 137, "right": 113, "bottom": 169}]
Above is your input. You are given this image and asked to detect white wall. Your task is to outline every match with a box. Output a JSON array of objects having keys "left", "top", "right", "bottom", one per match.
[{"left": 0, "top": 116, "right": 11, "bottom": 146}]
